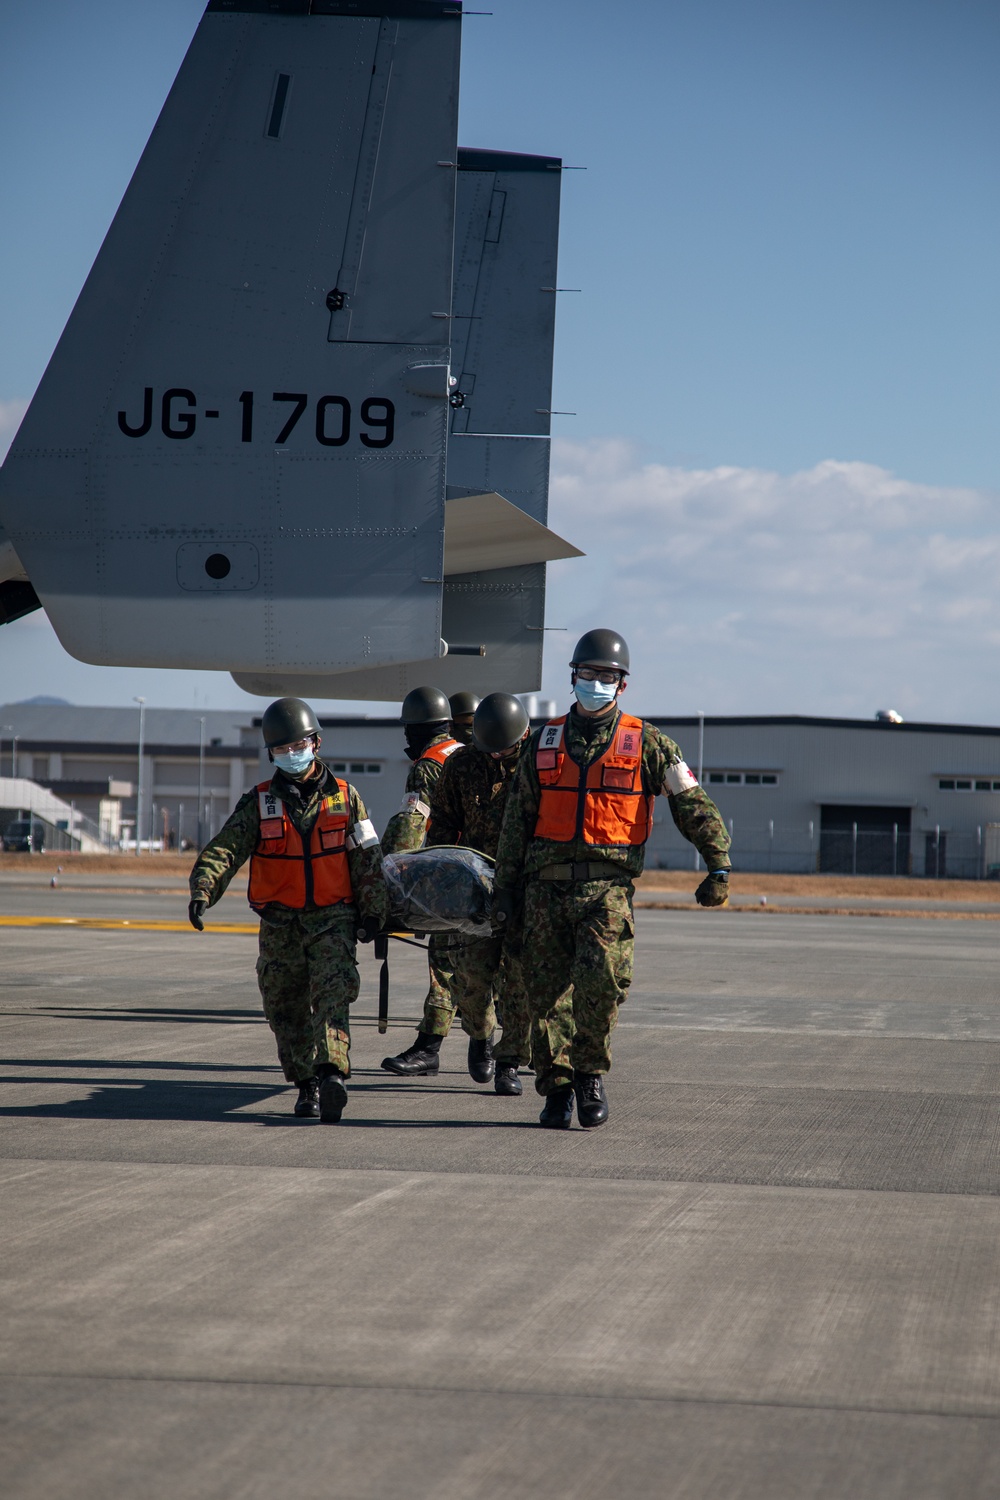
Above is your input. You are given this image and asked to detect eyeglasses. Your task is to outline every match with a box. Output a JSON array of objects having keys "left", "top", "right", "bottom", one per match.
[
  {"left": 272, "top": 736, "right": 314, "bottom": 755},
  {"left": 575, "top": 668, "right": 622, "bottom": 686}
]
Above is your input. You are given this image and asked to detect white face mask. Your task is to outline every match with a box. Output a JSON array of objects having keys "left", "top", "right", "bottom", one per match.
[
  {"left": 273, "top": 745, "right": 315, "bottom": 776},
  {"left": 574, "top": 677, "right": 619, "bottom": 711}
]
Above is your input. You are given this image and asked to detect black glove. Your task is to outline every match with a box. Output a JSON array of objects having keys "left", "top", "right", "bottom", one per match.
[
  {"left": 491, "top": 887, "right": 521, "bottom": 929},
  {"left": 188, "top": 897, "right": 208, "bottom": 931},
  {"left": 355, "top": 919, "right": 380, "bottom": 943},
  {"left": 695, "top": 871, "right": 729, "bottom": 909}
]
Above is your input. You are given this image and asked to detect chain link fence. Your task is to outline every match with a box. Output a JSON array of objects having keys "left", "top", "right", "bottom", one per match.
[{"left": 649, "top": 819, "right": 996, "bottom": 879}]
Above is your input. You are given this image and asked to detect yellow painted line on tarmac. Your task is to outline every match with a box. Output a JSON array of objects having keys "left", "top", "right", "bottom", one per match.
[{"left": 0, "top": 915, "right": 258, "bottom": 934}]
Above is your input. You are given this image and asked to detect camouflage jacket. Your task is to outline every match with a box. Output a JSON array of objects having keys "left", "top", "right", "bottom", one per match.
[
  {"left": 426, "top": 740, "right": 525, "bottom": 861},
  {"left": 381, "top": 732, "right": 459, "bottom": 855},
  {"left": 493, "top": 707, "right": 731, "bottom": 888},
  {"left": 189, "top": 760, "right": 388, "bottom": 928}
]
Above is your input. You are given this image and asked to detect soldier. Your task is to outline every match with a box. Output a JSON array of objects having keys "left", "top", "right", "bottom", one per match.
[
  {"left": 415, "top": 693, "right": 532, "bottom": 1092},
  {"left": 448, "top": 690, "right": 481, "bottom": 747},
  {"left": 493, "top": 630, "right": 731, "bottom": 1130},
  {"left": 380, "top": 686, "right": 463, "bottom": 1077},
  {"left": 188, "top": 697, "right": 388, "bottom": 1123}
]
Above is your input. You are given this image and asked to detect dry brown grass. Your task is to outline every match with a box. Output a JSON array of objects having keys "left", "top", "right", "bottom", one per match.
[{"left": 0, "top": 852, "right": 206, "bottom": 877}]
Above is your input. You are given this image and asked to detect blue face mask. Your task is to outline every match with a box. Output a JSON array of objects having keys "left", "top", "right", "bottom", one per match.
[
  {"left": 574, "top": 677, "right": 620, "bottom": 712},
  {"left": 273, "top": 746, "right": 315, "bottom": 776}
]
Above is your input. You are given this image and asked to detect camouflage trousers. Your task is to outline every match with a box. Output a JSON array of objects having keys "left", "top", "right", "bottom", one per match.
[
  {"left": 418, "top": 933, "right": 456, "bottom": 1038},
  {"left": 520, "top": 878, "right": 635, "bottom": 1095},
  {"left": 436, "top": 931, "right": 532, "bottom": 1064},
  {"left": 256, "top": 909, "right": 359, "bottom": 1081}
]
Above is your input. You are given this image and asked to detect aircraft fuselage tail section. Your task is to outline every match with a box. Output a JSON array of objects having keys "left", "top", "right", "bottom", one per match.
[{"left": 0, "top": 2, "right": 462, "bottom": 671}]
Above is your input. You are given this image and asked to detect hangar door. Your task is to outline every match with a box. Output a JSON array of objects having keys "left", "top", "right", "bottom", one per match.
[{"left": 819, "top": 805, "right": 911, "bottom": 876}]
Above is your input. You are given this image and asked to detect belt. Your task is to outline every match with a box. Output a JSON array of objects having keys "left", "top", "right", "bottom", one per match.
[{"left": 537, "top": 861, "right": 621, "bottom": 882}]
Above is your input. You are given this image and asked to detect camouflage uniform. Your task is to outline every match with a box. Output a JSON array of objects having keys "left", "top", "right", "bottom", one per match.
[
  {"left": 381, "top": 731, "right": 458, "bottom": 1037},
  {"left": 425, "top": 742, "right": 531, "bottom": 1065},
  {"left": 494, "top": 707, "right": 730, "bottom": 1094},
  {"left": 189, "top": 762, "right": 388, "bottom": 1081}
]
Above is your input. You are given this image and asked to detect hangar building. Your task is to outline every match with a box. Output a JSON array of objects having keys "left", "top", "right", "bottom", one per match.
[{"left": 1, "top": 704, "right": 997, "bottom": 878}]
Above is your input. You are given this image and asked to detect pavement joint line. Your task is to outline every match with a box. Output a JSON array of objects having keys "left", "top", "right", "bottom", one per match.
[
  {"left": 1, "top": 1368, "right": 998, "bottom": 1424},
  {"left": 3, "top": 1154, "right": 999, "bottom": 1201}
]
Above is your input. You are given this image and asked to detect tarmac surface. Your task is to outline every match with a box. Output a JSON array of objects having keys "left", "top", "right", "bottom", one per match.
[{"left": 2, "top": 874, "right": 999, "bottom": 1498}]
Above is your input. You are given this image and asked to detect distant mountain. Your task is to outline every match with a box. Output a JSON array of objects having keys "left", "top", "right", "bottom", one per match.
[{"left": 14, "top": 695, "right": 73, "bottom": 706}]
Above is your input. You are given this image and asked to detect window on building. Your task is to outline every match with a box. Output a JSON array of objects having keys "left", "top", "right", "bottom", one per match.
[
  {"left": 938, "top": 778, "right": 1000, "bottom": 792},
  {"left": 707, "top": 771, "right": 780, "bottom": 787}
]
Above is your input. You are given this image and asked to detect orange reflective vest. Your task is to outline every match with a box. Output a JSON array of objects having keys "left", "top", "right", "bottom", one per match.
[
  {"left": 534, "top": 713, "right": 653, "bottom": 848},
  {"left": 248, "top": 779, "right": 354, "bottom": 911},
  {"left": 420, "top": 738, "right": 461, "bottom": 766}
]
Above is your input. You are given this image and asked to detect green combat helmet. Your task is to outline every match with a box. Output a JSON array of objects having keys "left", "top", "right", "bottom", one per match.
[
  {"left": 569, "top": 629, "right": 630, "bottom": 674},
  {"left": 449, "top": 690, "right": 481, "bottom": 746},
  {"left": 400, "top": 686, "right": 451, "bottom": 724},
  {"left": 261, "top": 697, "right": 321, "bottom": 748},
  {"left": 472, "top": 693, "right": 529, "bottom": 754}
]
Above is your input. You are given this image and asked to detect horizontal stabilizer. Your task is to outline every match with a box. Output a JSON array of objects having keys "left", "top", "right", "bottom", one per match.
[{"left": 443, "top": 493, "right": 582, "bottom": 575}]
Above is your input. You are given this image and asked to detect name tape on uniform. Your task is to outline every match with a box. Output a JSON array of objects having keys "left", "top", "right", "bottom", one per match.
[
  {"left": 258, "top": 788, "right": 284, "bottom": 838},
  {"left": 539, "top": 722, "right": 563, "bottom": 752}
]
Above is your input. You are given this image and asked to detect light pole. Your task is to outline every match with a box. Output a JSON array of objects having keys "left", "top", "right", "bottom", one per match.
[
  {"left": 0, "top": 727, "right": 10, "bottom": 777},
  {"left": 196, "top": 716, "right": 206, "bottom": 848},
  {"left": 133, "top": 696, "right": 146, "bottom": 856},
  {"left": 10, "top": 733, "right": 18, "bottom": 779}
]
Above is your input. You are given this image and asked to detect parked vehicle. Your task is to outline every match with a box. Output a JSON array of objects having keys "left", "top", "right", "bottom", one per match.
[{"left": 2, "top": 820, "right": 45, "bottom": 853}]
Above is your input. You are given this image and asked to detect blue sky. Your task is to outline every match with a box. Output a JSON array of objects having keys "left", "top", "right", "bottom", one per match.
[{"left": 1, "top": 0, "right": 998, "bottom": 719}]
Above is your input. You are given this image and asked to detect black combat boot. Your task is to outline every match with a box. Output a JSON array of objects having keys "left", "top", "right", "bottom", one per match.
[
  {"left": 316, "top": 1065, "right": 348, "bottom": 1123},
  {"left": 468, "top": 1035, "right": 495, "bottom": 1084},
  {"left": 494, "top": 1063, "right": 522, "bottom": 1096},
  {"left": 574, "top": 1072, "right": 609, "bottom": 1129},
  {"left": 294, "top": 1077, "right": 320, "bottom": 1118},
  {"left": 539, "top": 1084, "right": 575, "bottom": 1129},
  {"left": 381, "top": 1032, "right": 442, "bottom": 1076}
]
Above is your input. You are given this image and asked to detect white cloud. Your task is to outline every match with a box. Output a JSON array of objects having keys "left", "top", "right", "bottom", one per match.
[
  {"left": 543, "top": 440, "right": 1000, "bottom": 721},
  {"left": 0, "top": 400, "right": 28, "bottom": 463}
]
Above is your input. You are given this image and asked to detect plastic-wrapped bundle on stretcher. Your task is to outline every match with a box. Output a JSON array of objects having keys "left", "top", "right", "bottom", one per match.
[{"left": 382, "top": 847, "right": 494, "bottom": 937}]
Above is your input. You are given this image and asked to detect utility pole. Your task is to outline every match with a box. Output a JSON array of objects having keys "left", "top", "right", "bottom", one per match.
[{"left": 133, "top": 697, "right": 146, "bottom": 856}]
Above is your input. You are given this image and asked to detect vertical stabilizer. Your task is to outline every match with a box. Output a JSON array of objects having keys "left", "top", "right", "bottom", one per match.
[
  {"left": 232, "top": 145, "right": 566, "bottom": 698},
  {"left": 0, "top": 2, "right": 462, "bottom": 672}
]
